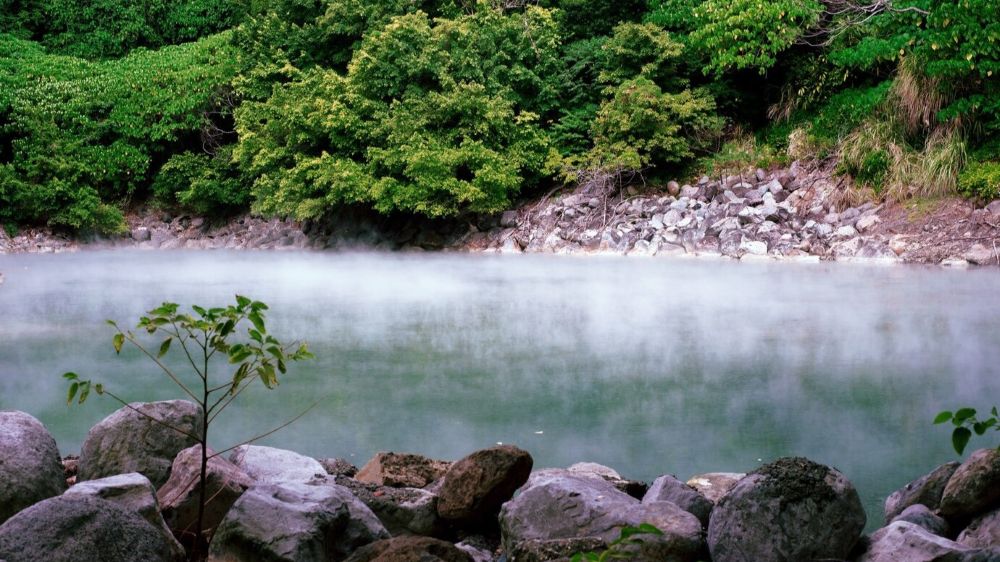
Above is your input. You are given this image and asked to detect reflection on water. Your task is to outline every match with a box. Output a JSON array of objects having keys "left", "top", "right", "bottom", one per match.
[{"left": 1, "top": 250, "right": 999, "bottom": 528}]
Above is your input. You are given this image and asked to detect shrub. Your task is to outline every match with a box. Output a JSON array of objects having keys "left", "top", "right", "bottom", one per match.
[
  {"left": 958, "top": 160, "right": 1000, "bottom": 203},
  {"left": 589, "top": 78, "right": 722, "bottom": 172},
  {"left": 152, "top": 148, "right": 249, "bottom": 216}
]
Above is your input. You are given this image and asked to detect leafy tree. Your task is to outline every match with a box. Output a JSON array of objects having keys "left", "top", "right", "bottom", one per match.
[
  {"left": 0, "top": 32, "right": 238, "bottom": 232},
  {"left": 64, "top": 297, "right": 314, "bottom": 558},
  {"left": 588, "top": 78, "right": 722, "bottom": 171},
  {"left": 236, "top": 5, "right": 560, "bottom": 220},
  {"left": 152, "top": 148, "right": 250, "bottom": 216}
]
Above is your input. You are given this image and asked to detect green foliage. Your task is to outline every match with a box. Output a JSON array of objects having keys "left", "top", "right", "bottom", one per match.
[
  {"left": 935, "top": 407, "right": 1000, "bottom": 455},
  {"left": 539, "top": 0, "right": 647, "bottom": 40},
  {"left": 831, "top": 0, "right": 1000, "bottom": 134},
  {"left": 589, "top": 78, "right": 722, "bottom": 171},
  {"left": 0, "top": 32, "right": 238, "bottom": 232},
  {"left": 699, "top": 132, "right": 790, "bottom": 178},
  {"left": 152, "top": 148, "right": 250, "bottom": 216},
  {"left": 686, "top": 0, "right": 822, "bottom": 76},
  {"left": 1, "top": 0, "right": 247, "bottom": 59},
  {"left": 236, "top": 6, "right": 561, "bottom": 220},
  {"left": 958, "top": 160, "right": 1000, "bottom": 202},
  {"left": 571, "top": 524, "right": 664, "bottom": 562},
  {"left": 598, "top": 23, "right": 683, "bottom": 87},
  {"left": 808, "top": 82, "right": 892, "bottom": 145},
  {"left": 64, "top": 296, "right": 313, "bottom": 555}
]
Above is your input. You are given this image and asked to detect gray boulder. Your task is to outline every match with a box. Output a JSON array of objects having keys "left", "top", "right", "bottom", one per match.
[
  {"left": 0, "top": 411, "right": 66, "bottom": 524},
  {"left": 209, "top": 481, "right": 388, "bottom": 562},
  {"left": 959, "top": 508, "right": 1000, "bottom": 549},
  {"left": 566, "top": 462, "right": 648, "bottom": 499},
  {"left": 64, "top": 472, "right": 184, "bottom": 559},
  {"left": 437, "top": 445, "right": 532, "bottom": 525},
  {"left": 707, "top": 457, "right": 865, "bottom": 562},
  {"left": 0, "top": 495, "right": 179, "bottom": 562},
  {"left": 78, "top": 400, "right": 203, "bottom": 488},
  {"left": 686, "top": 472, "right": 744, "bottom": 504},
  {"left": 334, "top": 475, "right": 442, "bottom": 537},
  {"left": 858, "top": 521, "right": 974, "bottom": 562},
  {"left": 356, "top": 452, "right": 451, "bottom": 488},
  {"left": 500, "top": 470, "right": 704, "bottom": 562},
  {"left": 890, "top": 504, "right": 949, "bottom": 537},
  {"left": 156, "top": 445, "right": 254, "bottom": 547},
  {"left": 941, "top": 449, "right": 1000, "bottom": 519},
  {"left": 643, "top": 474, "right": 713, "bottom": 528},
  {"left": 229, "top": 444, "right": 326, "bottom": 484},
  {"left": 343, "top": 536, "right": 473, "bottom": 562},
  {"left": 884, "top": 462, "right": 960, "bottom": 523}
]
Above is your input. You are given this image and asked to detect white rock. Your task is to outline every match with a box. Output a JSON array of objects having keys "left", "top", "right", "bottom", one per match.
[
  {"left": 740, "top": 240, "right": 768, "bottom": 256},
  {"left": 229, "top": 445, "right": 325, "bottom": 484},
  {"left": 855, "top": 214, "right": 881, "bottom": 232}
]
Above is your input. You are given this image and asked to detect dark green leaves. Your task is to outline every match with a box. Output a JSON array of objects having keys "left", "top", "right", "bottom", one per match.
[{"left": 936, "top": 406, "right": 1000, "bottom": 455}]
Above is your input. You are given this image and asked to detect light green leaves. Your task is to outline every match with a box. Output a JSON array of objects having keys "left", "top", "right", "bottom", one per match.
[
  {"left": 112, "top": 333, "right": 125, "bottom": 354},
  {"left": 62, "top": 372, "right": 103, "bottom": 405}
]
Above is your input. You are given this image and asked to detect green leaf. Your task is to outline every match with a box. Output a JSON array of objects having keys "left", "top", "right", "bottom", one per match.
[
  {"left": 158, "top": 337, "right": 173, "bottom": 358},
  {"left": 95, "top": 383, "right": 104, "bottom": 395},
  {"left": 954, "top": 408, "right": 977, "bottom": 425},
  {"left": 78, "top": 382, "right": 90, "bottom": 404},
  {"left": 63, "top": 372, "right": 79, "bottom": 381},
  {"left": 934, "top": 411, "right": 953, "bottom": 424},
  {"left": 192, "top": 305, "right": 207, "bottom": 317},
  {"left": 113, "top": 333, "right": 125, "bottom": 354},
  {"left": 248, "top": 310, "right": 266, "bottom": 334},
  {"left": 67, "top": 382, "right": 79, "bottom": 405},
  {"left": 236, "top": 295, "right": 251, "bottom": 308},
  {"left": 953, "top": 427, "right": 973, "bottom": 455}
]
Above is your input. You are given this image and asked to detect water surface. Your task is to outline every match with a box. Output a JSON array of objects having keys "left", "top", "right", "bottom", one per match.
[{"left": 1, "top": 250, "right": 998, "bottom": 528}]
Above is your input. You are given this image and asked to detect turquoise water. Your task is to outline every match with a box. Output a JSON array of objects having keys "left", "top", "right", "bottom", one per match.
[{"left": 1, "top": 250, "right": 999, "bottom": 528}]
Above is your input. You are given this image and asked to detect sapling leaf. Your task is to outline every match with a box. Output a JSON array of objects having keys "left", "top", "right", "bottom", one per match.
[
  {"left": 934, "top": 411, "right": 953, "bottom": 424},
  {"left": 113, "top": 333, "right": 124, "bottom": 354},
  {"left": 78, "top": 382, "right": 90, "bottom": 403},
  {"left": 953, "top": 427, "right": 973, "bottom": 455},
  {"left": 158, "top": 337, "right": 173, "bottom": 358},
  {"left": 954, "top": 408, "right": 977, "bottom": 425},
  {"left": 248, "top": 311, "right": 265, "bottom": 334},
  {"left": 67, "top": 382, "right": 79, "bottom": 405}
]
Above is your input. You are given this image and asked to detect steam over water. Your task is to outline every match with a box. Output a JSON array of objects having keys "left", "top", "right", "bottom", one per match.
[{"left": 1, "top": 250, "right": 999, "bottom": 527}]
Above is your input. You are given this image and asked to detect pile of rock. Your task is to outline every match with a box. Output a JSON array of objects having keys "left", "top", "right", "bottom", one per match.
[
  {"left": 471, "top": 164, "right": 908, "bottom": 263},
  {"left": 2, "top": 403, "right": 1000, "bottom": 561},
  {"left": 0, "top": 402, "right": 532, "bottom": 562}
]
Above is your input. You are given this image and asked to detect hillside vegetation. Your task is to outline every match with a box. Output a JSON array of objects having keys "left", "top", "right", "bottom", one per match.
[{"left": 1, "top": 0, "right": 997, "bottom": 233}]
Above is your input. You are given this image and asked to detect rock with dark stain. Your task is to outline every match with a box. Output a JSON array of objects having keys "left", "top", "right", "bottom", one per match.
[
  {"left": 707, "top": 457, "right": 865, "bottom": 562},
  {"left": 436, "top": 445, "right": 532, "bottom": 525}
]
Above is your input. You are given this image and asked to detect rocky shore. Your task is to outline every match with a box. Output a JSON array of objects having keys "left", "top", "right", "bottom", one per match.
[
  {"left": 2, "top": 403, "right": 1000, "bottom": 562},
  {"left": 1, "top": 161, "right": 999, "bottom": 268}
]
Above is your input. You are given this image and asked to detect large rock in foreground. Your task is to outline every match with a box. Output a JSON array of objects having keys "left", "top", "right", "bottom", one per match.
[
  {"left": 229, "top": 444, "right": 325, "bottom": 484},
  {"left": 940, "top": 448, "right": 1000, "bottom": 519},
  {"left": 707, "top": 457, "right": 865, "bottom": 562},
  {"left": 0, "top": 495, "right": 180, "bottom": 562},
  {"left": 156, "top": 445, "right": 254, "bottom": 547},
  {"left": 500, "top": 469, "right": 704, "bottom": 562},
  {"left": 858, "top": 521, "right": 974, "bottom": 562},
  {"left": 884, "top": 461, "right": 960, "bottom": 523},
  {"left": 209, "top": 482, "right": 388, "bottom": 562},
  {"left": 0, "top": 411, "right": 66, "bottom": 524},
  {"left": 959, "top": 508, "right": 1000, "bottom": 549},
  {"left": 64, "top": 472, "right": 184, "bottom": 559},
  {"left": 344, "top": 536, "right": 473, "bottom": 562},
  {"left": 437, "top": 445, "right": 532, "bottom": 525},
  {"left": 78, "top": 400, "right": 203, "bottom": 488},
  {"left": 356, "top": 452, "right": 451, "bottom": 488}
]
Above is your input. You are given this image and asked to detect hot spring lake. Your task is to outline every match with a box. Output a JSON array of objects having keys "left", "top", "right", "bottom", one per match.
[{"left": 1, "top": 250, "right": 999, "bottom": 527}]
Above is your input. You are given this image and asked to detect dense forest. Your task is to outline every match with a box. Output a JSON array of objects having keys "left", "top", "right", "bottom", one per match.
[{"left": 0, "top": 0, "right": 997, "bottom": 233}]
